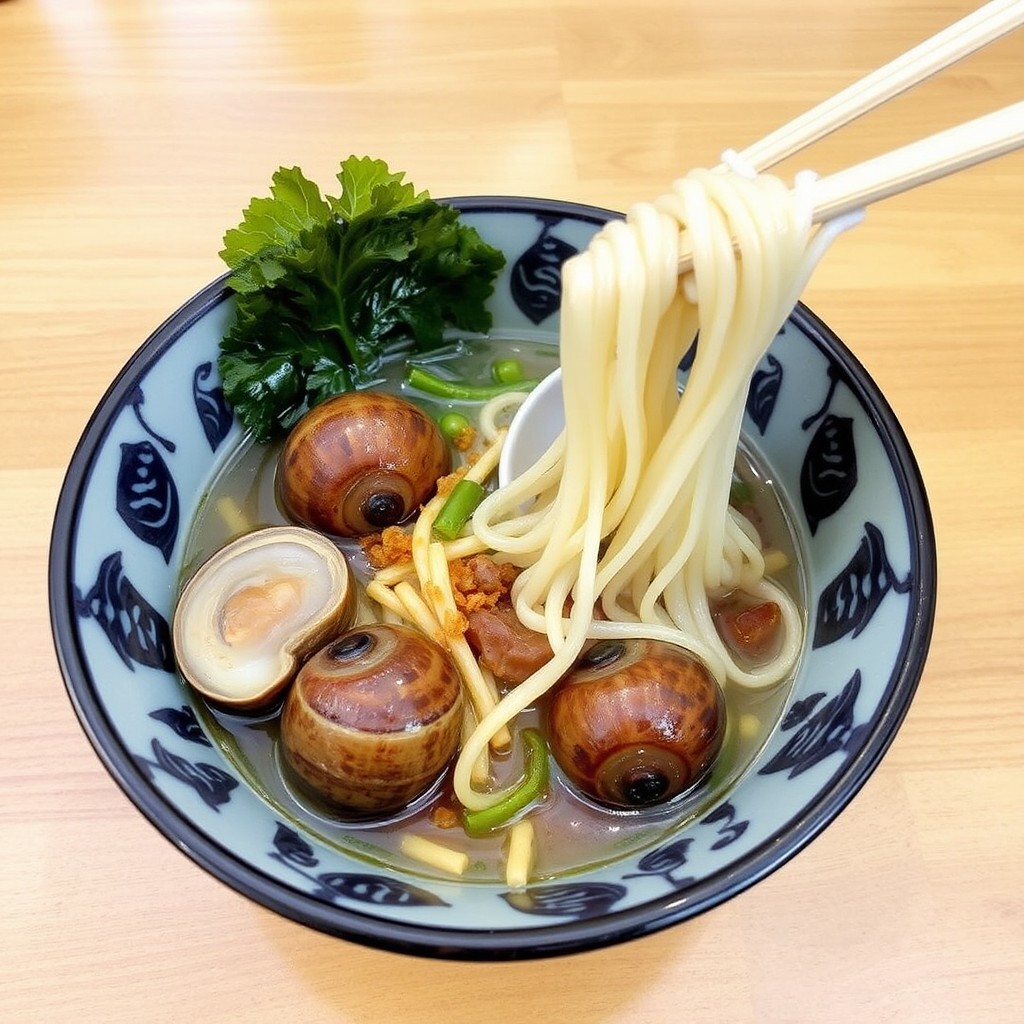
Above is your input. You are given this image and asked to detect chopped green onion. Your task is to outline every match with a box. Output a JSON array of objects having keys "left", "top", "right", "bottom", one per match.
[
  {"left": 463, "top": 729, "right": 549, "bottom": 837},
  {"left": 438, "top": 411, "right": 472, "bottom": 441},
  {"left": 433, "top": 479, "right": 485, "bottom": 540},
  {"left": 729, "top": 478, "right": 754, "bottom": 507},
  {"left": 491, "top": 358, "right": 524, "bottom": 384},
  {"left": 407, "top": 365, "right": 539, "bottom": 401}
]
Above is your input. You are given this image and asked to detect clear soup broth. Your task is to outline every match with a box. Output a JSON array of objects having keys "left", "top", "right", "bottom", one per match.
[{"left": 180, "top": 337, "right": 805, "bottom": 883}]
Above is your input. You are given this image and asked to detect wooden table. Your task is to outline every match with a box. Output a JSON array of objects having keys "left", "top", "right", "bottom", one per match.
[{"left": 3, "top": 1, "right": 1021, "bottom": 1020}]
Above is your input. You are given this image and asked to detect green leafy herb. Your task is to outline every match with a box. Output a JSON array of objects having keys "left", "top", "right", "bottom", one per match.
[{"left": 217, "top": 157, "right": 506, "bottom": 441}]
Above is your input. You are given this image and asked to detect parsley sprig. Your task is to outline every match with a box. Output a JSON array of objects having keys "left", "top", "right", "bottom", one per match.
[{"left": 217, "top": 156, "right": 505, "bottom": 441}]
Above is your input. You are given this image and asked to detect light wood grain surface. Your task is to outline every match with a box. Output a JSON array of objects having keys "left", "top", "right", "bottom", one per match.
[{"left": 2, "top": 1, "right": 1022, "bottom": 1021}]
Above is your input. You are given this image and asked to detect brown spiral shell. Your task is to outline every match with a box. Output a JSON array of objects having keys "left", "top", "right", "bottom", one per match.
[
  {"left": 548, "top": 639, "right": 726, "bottom": 809},
  {"left": 280, "top": 623, "right": 463, "bottom": 814},
  {"left": 277, "top": 391, "right": 450, "bottom": 537}
]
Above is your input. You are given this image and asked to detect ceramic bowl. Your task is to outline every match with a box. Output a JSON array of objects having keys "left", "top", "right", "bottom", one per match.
[{"left": 49, "top": 196, "right": 936, "bottom": 960}]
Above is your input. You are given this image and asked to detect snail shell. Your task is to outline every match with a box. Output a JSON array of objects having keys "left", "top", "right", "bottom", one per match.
[
  {"left": 280, "top": 624, "right": 463, "bottom": 814},
  {"left": 277, "top": 391, "right": 450, "bottom": 537},
  {"left": 548, "top": 639, "right": 726, "bottom": 809}
]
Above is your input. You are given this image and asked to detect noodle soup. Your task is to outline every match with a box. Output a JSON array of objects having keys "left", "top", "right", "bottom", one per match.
[{"left": 180, "top": 337, "right": 804, "bottom": 882}]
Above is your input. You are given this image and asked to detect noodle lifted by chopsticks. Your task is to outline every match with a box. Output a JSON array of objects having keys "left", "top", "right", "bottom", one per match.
[{"left": 455, "top": 168, "right": 857, "bottom": 812}]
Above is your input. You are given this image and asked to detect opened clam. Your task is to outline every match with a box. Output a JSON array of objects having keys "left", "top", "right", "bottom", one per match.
[{"left": 172, "top": 525, "right": 355, "bottom": 711}]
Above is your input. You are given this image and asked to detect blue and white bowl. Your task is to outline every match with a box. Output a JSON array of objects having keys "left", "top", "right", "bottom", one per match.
[{"left": 49, "top": 197, "right": 936, "bottom": 960}]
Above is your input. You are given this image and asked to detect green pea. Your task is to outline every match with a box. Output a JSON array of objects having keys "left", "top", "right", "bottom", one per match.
[
  {"left": 491, "top": 358, "right": 524, "bottom": 385},
  {"left": 439, "top": 411, "right": 472, "bottom": 441}
]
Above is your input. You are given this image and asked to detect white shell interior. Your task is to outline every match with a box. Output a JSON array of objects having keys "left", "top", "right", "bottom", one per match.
[{"left": 178, "top": 538, "right": 342, "bottom": 701}]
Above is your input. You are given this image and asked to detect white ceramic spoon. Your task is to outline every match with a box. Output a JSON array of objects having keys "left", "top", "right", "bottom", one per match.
[{"left": 497, "top": 369, "right": 565, "bottom": 488}]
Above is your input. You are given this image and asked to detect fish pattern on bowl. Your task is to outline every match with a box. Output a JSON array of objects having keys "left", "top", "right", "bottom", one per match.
[{"left": 50, "top": 197, "right": 935, "bottom": 959}]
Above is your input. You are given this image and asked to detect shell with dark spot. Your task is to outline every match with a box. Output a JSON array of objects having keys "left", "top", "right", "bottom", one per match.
[
  {"left": 280, "top": 623, "right": 463, "bottom": 814},
  {"left": 548, "top": 639, "right": 726, "bottom": 809},
  {"left": 277, "top": 392, "right": 450, "bottom": 538}
]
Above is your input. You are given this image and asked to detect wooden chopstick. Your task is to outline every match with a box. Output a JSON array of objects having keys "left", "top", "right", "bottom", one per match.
[
  {"left": 673, "top": 2, "right": 1024, "bottom": 273},
  {"left": 722, "top": 0, "right": 1024, "bottom": 174},
  {"left": 806, "top": 100, "right": 1024, "bottom": 223}
]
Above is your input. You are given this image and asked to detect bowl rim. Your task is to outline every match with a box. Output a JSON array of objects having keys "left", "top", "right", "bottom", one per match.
[{"left": 48, "top": 195, "right": 937, "bottom": 960}]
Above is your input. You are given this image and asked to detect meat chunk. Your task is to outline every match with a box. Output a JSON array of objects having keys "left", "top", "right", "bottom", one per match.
[
  {"left": 464, "top": 599, "right": 553, "bottom": 685},
  {"left": 712, "top": 595, "right": 782, "bottom": 664},
  {"left": 448, "top": 553, "right": 518, "bottom": 614}
]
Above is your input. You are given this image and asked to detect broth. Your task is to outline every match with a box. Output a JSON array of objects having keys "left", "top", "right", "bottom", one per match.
[{"left": 180, "top": 337, "right": 804, "bottom": 883}]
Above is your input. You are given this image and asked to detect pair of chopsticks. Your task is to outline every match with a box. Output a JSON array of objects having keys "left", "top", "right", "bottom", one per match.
[{"left": 677, "top": 0, "right": 1024, "bottom": 271}]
